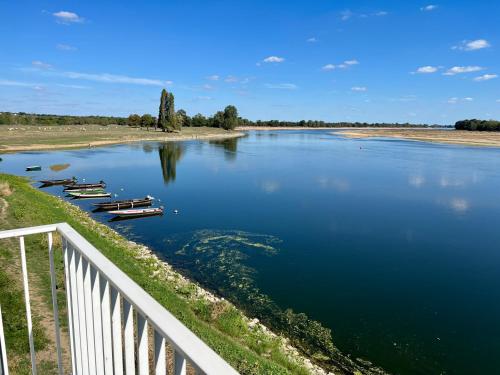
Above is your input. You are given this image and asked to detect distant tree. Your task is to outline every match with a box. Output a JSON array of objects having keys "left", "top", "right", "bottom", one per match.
[
  {"left": 222, "top": 105, "right": 238, "bottom": 130},
  {"left": 176, "top": 109, "right": 191, "bottom": 127},
  {"left": 192, "top": 113, "right": 208, "bottom": 127},
  {"left": 212, "top": 111, "right": 225, "bottom": 128},
  {"left": 127, "top": 114, "right": 142, "bottom": 127},
  {"left": 165, "top": 92, "right": 179, "bottom": 132},
  {"left": 141, "top": 114, "right": 155, "bottom": 128}
]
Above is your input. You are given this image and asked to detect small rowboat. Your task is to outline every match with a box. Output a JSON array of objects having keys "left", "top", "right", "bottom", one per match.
[
  {"left": 26, "top": 166, "right": 42, "bottom": 171},
  {"left": 65, "top": 187, "right": 105, "bottom": 193},
  {"left": 64, "top": 181, "right": 106, "bottom": 190},
  {"left": 40, "top": 177, "right": 77, "bottom": 186},
  {"left": 93, "top": 196, "right": 153, "bottom": 211},
  {"left": 108, "top": 207, "right": 163, "bottom": 218},
  {"left": 69, "top": 191, "right": 111, "bottom": 199}
]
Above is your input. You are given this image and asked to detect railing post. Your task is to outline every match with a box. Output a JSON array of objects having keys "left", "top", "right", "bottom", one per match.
[
  {"left": 0, "top": 304, "right": 9, "bottom": 375},
  {"left": 48, "top": 232, "right": 64, "bottom": 375},
  {"left": 62, "top": 238, "right": 76, "bottom": 374},
  {"left": 19, "top": 236, "right": 37, "bottom": 375}
]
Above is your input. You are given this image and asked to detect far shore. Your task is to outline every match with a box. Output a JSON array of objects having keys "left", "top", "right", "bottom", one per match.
[
  {"left": 336, "top": 128, "right": 500, "bottom": 147},
  {"left": 0, "top": 125, "right": 244, "bottom": 153}
]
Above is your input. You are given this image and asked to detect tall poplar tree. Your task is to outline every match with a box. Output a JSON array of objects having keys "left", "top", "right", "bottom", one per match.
[{"left": 157, "top": 89, "right": 168, "bottom": 131}]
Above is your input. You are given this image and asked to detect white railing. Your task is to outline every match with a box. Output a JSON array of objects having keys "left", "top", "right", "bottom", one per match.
[{"left": 0, "top": 223, "right": 239, "bottom": 375}]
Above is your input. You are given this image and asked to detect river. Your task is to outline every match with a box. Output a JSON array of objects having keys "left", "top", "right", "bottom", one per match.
[{"left": 2, "top": 129, "right": 500, "bottom": 374}]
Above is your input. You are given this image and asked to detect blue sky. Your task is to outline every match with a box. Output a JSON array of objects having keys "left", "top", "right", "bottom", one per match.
[{"left": 0, "top": 0, "right": 498, "bottom": 124}]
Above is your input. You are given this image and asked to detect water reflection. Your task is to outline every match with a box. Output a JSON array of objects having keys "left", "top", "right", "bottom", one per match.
[
  {"left": 209, "top": 138, "right": 239, "bottom": 160},
  {"left": 158, "top": 142, "right": 184, "bottom": 184}
]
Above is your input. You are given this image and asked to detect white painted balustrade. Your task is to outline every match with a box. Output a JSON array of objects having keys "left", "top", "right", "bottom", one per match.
[{"left": 0, "top": 223, "right": 239, "bottom": 375}]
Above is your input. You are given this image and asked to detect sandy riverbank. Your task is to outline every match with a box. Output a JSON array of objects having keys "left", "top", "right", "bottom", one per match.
[
  {"left": 336, "top": 128, "right": 500, "bottom": 147},
  {"left": 0, "top": 125, "right": 244, "bottom": 153}
]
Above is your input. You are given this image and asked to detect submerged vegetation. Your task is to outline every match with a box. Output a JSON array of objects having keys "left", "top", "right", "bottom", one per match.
[{"left": 164, "top": 230, "right": 387, "bottom": 374}]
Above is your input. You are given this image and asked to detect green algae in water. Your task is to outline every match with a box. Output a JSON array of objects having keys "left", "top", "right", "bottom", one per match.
[{"left": 164, "top": 229, "right": 385, "bottom": 374}]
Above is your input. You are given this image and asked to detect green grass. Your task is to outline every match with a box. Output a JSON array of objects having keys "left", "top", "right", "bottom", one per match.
[{"left": 0, "top": 173, "right": 312, "bottom": 375}]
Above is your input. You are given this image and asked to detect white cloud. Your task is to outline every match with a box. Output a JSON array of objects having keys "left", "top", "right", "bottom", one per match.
[
  {"left": 206, "top": 75, "right": 219, "bottom": 81},
  {"left": 421, "top": 5, "right": 437, "bottom": 11},
  {"left": 0, "top": 79, "right": 36, "bottom": 87},
  {"left": 340, "top": 9, "right": 353, "bottom": 20},
  {"left": 53, "top": 11, "right": 84, "bottom": 24},
  {"left": 32, "top": 60, "right": 52, "bottom": 69},
  {"left": 474, "top": 74, "right": 497, "bottom": 81},
  {"left": 351, "top": 86, "right": 367, "bottom": 92},
  {"left": 224, "top": 75, "right": 238, "bottom": 83},
  {"left": 453, "top": 39, "right": 491, "bottom": 51},
  {"left": 202, "top": 84, "right": 214, "bottom": 90},
  {"left": 374, "top": 11, "right": 388, "bottom": 16},
  {"left": 194, "top": 96, "right": 212, "bottom": 101},
  {"left": 56, "top": 83, "right": 88, "bottom": 89},
  {"left": 307, "top": 37, "right": 318, "bottom": 43},
  {"left": 415, "top": 65, "right": 438, "bottom": 73},
  {"left": 497, "top": 99, "right": 500, "bottom": 103},
  {"left": 56, "top": 43, "right": 77, "bottom": 51},
  {"left": 263, "top": 56, "right": 285, "bottom": 63},
  {"left": 447, "top": 97, "right": 474, "bottom": 104},
  {"left": 264, "top": 83, "right": 297, "bottom": 90},
  {"left": 61, "top": 71, "right": 172, "bottom": 86},
  {"left": 322, "top": 60, "right": 359, "bottom": 71},
  {"left": 444, "top": 66, "right": 483, "bottom": 75}
]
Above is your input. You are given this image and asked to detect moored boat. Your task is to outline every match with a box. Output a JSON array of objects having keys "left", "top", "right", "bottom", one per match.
[
  {"left": 64, "top": 181, "right": 106, "bottom": 190},
  {"left": 39, "top": 177, "right": 77, "bottom": 186},
  {"left": 108, "top": 207, "right": 163, "bottom": 218},
  {"left": 26, "top": 166, "right": 42, "bottom": 171},
  {"left": 93, "top": 196, "right": 153, "bottom": 211},
  {"left": 69, "top": 191, "right": 111, "bottom": 199},
  {"left": 65, "top": 187, "right": 105, "bottom": 193}
]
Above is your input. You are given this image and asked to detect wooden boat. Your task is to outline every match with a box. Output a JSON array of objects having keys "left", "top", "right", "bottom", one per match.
[
  {"left": 26, "top": 166, "right": 42, "bottom": 171},
  {"left": 68, "top": 191, "right": 111, "bottom": 199},
  {"left": 65, "top": 187, "right": 105, "bottom": 193},
  {"left": 39, "top": 177, "right": 77, "bottom": 186},
  {"left": 64, "top": 181, "right": 106, "bottom": 190},
  {"left": 93, "top": 196, "right": 153, "bottom": 211},
  {"left": 108, "top": 207, "right": 163, "bottom": 218}
]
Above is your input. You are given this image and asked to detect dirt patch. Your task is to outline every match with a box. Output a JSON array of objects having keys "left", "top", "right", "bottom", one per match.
[{"left": 0, "top": 182, "right": 12, "bottom": 197}]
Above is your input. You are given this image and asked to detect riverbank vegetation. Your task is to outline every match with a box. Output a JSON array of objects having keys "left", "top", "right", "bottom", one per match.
[{"left": 455, "top": 119, "right": 500, "bottom": 131}]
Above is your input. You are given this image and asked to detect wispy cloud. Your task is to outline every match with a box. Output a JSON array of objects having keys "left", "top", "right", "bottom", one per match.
[
  {"left": 263, "top": 56, "right": 285, "bottom": 63},
  {"left": 414, "top": 65, "right": 439, "bottom": 74},
  {"left": 374, "top": 11, "right": 388, "bottom": 16},
  {"left": 0, "top": 79, "right": 38, "bottom": 87},
  {"left": 444, "top": 66, "right": 483, "bottom": 75},
  {"left": 206, "top": 75, "right": 220, "bottom": 81},
  {"left": 52, "top": 71, "right": 171, "bottom": 86},
  {"left": 421, "top": 4, "right": 438, "bottom": 11},
  {"left": 351, "top": 86, "right": 367, "bottom": 92},
  {"left": 340, "top": 9, "right": 353, "bottom": 20},
  {"left": 56, "top": 43, "right": 77, "bottom": 51},
  {"left": 53, "top": 11, "right": 84, "bottom": 24},
  {"left": 307, "top": 37, "right": 318, "bottom": 43},
  {"left": 447, "top": 97, "right": 473, "bottom": 104},
  {"left": 322, "top": 59, "right": 359, "bottom": 71},
  {"left": 32, "top": 60, "right": 52, "bottom": 69},
  {"left": 474, "top": 74, "right": 497, "bottom": 81},
  {"left": 453, "top": 39, "right": 491, "bottom": 51},
  {"left": 224, "top": 75, "right": 239, "bottom": 83},
  {"left": 265, "top": 83, "right": 297, "bottom": 90}
]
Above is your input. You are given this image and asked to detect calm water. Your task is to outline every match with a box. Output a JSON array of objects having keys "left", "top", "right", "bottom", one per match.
[{"left": 2, "top": 130, "right": 500, "bottom": 375}]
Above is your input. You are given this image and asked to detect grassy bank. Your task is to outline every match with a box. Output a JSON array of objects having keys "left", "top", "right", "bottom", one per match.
[
  {"left": 0, "top": 125, "right": 243, "bottom": 152},
  {"left": 0, "top": 173, "right": 325, "bottom": 375}
]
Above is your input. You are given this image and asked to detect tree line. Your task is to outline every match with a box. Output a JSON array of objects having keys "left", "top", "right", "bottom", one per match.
[
  {"left": 0, "top": 112, "right": 127, "bottom": 126},
  {"left": 455, "top": 119, "right": 500, "bottom": 131}
]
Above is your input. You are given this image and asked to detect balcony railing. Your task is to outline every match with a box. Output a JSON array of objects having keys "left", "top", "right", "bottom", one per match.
[{"left": 0, "top": 223, "right": 239, "bottom": 375}]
